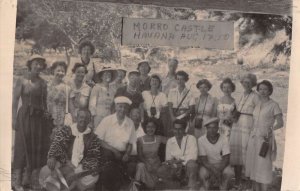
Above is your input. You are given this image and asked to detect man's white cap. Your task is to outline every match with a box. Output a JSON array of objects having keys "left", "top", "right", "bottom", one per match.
[{"left": 114, "top": 96, "right": 132, "bottom": 105}]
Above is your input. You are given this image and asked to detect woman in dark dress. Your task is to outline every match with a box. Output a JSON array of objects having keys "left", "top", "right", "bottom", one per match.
[
  {"left": 137, "top": 60, "right": 151, "bottom": 92},
  {"left": 12, "top": 55, "right": 51, "bottom": 191}
]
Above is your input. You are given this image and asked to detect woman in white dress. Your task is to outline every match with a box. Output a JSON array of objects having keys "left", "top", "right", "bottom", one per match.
[
  {"left": 217, "top": 78, "right": 236, "bottom": 141},
  {"left": 229, "top": 73, "right": 259, "bottom": 188},
  {"left": 245, "top": 80, "right": 283, "bottom": 191},
  {"left": 193, "top": 79, "right": 218, "bottom": 138}
]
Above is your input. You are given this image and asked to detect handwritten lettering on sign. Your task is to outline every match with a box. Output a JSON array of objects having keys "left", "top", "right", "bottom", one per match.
[{"left": 122, "top": 18, "right": 234, "bottom": 50}]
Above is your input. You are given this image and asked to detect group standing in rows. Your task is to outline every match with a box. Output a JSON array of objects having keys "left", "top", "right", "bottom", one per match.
[{"left": 12, "top": 41, "right": 284, "bottom": 191}]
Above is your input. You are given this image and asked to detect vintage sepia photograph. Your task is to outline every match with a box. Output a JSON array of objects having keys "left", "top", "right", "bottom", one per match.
[{"left": 8, "top": 0, "right": 293, "bottom": 190}]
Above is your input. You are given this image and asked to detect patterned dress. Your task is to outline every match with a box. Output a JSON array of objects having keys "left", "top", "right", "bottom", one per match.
[
  {"left": 47, "top": 82, "right": 69, "bottom": 127},
  {"left": 68, "top": 80, "right": 91, "bottom": 122},
  {"left": 217, "top": 102, "right": 235, "bottom": 141},
  {"left": 245, "top": 99, "right": 282, "bottom": 184},
  {"left": 135, "top": 136, "right": 162, "bottom": 188},
  {"left": 89, "top": 84, "right": 114, "bottom": 127},
  {"left": 229, "top": 91, "right": 259, "bottom": 165}
]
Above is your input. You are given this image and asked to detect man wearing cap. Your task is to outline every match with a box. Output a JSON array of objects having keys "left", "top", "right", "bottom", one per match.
[
  {"left": 114, "top": 70, "right": 144, "bottom": 115},
  {"left": 94, "top": 96, "right": 137, "bottom": 185},
  {"left": 39, "top": 108, "right": 105, "bottom": 191},
  {"left": 157, "top": 119, "right": 198, "bottom": 189},
  {"left": 198, "top": 117, "right": 234, "bottom": 191}
]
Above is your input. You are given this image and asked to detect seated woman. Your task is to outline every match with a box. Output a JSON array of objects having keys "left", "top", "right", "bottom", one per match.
[
  {"left": 245, "top": 80, "right": 284, "bottom": 191},
  {"left": 68, "top": 63, "right": 91, "bottom": 123},
  {"left": 135, "top": 118, "right": 167, "bottom": 189},
  {"left": 157, "top": 119, "right": 198, "bottom": 190},
  {"left": 198, "top": 117, "right": 234, "bottom": 191},
  {"left": 142, "top": 74, "right": 168, "bottom": 135}
]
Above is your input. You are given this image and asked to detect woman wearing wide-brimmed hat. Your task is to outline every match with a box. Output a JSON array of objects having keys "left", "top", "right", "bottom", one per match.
[
  {"left": 89, "top": 66, "right": 118, "bottom": 127},
  {"left": 12, "top": 55, "right": 51, "bottom": 190},
  {"left": 109, "top": 66, "right": 127, "bottom": 97}
]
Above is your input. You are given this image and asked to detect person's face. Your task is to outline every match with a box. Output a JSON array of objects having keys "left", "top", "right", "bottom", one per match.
[
  {"left": 241, "top": 78, "right": 253, "bottom": 92},
  {"left": 150, "top": 77, "right": 160, "bottom": 89},
  {"left": 258, "top": 84, "right": 271, "bottom": 98},
  {"left": 173, "top": 124, "right": 185, "bottom": 139},
  {"left": 130, "top": 109, "right": 141, "bottom": 124},
  {"left": 30, "top": 59, "right": 45, "bottom": 74},
  {"left": 116, "top": 70, "right": 125, "bottom": 81},
  {"left": 81, "top": 46, "right": 92, "bottom": 59},
  {"left": 75, "top": 67, "right": 86, "bottom": 82},
  {"left": 206, "top": 122, "right": 219, "bottom": 138},
  {"left": 168, "top": 60, "right": 178, "bottom": 73},
  {"left": 77, "top": 111, "right": 90, "bottom": 132},
  {"left": 176, "top": 75, "right": 186, "bottom": 87},
  {"left": 145, "top": 122, "right": 156, "bottom": 136},
  {"left": 115, "top": 103, "right": 128, "bottom": 118},
  {"left": 102, "top": 71, "right": 112, "bottom": 83},
  {"left": 53, "top": 66, "right": 66, "bottom": 81},
  {"left": 199, "top": 83, "right": 209, "bottom": 95},
  {"left": 221, "top": 83, "right": 233, "bottom": 95},
  {"left": 139, "top": 63, "right": 150, "bottom": 75},
  {"left": 129, "top": 73, "right": 140, "bottom": 87}
]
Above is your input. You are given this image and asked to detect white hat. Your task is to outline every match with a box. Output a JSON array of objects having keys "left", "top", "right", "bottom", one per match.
[
  {"left": 114, "top": 96, "right": 132, "bottom": 105},
  {"left": 203, "top": 117, "right": 220, "bottom": 127}
]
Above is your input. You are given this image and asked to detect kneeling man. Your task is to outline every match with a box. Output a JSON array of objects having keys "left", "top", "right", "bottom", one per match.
[
  {"left": 39, "top": 109, "right": 105, "bottom": 191},
  {"left": 198, "top": 117, "right": 234, "bottom": 190},
  {"left": 157, "top": 119, "right": 198, "bottom": 189}
]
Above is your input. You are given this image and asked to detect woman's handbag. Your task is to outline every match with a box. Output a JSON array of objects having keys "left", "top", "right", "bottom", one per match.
[{"left": 259, "top": 138, "right": 269, "bottom": 158}]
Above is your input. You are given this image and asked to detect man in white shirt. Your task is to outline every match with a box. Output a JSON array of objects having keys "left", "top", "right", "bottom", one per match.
[
  {"left": 198, "top": 117, "right": 234, "bottom": 190},
  {"left": 94, "top": 96, "right": 137, "bottom": 189},
  {"left": 130, "top": 108, "right": 146, "bottom": 156},
  {"left": 157, "top": 119, "right": 198, "bottom": 189}
]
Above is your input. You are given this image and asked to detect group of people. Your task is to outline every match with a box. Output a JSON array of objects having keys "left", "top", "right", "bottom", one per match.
[{"left": 12, "top": 41, "right": 284, "bottom": 191}]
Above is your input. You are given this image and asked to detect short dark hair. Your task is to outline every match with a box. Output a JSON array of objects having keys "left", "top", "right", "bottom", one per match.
[
  {"left": 173, "top": 119, "right": 187, "bottom": 129},
  {"left": 78, "top": 41, "right": 95, "bottom": 55},
  {"left": 137, "top": 61, "right": 151, "bottom": 73},
  {"left": 72, "top": 63, "right": 88, "bottom": 74},
  {"left": 196, "top": 79, "right": 212, "bottom": 90},
  {"left": 141, "top": 117, "right": 159, "bottom": 131},
  {"left": 257, "top": 80, "right": 273, "bottom": 95},
  {"left": 77, "top": 108, "right": 92, "bottom": 119},
  {"left": 50, "top": 61, "right": 68, "bottom": 75},
  {"left": 175, "top": 70, "right": 189, "bottom": 82},
  {"left": 220, "top": 78, "right": 236, "bottom": 92},
  {"left": 150, "top": 74, "right": 162, "bottom": 87}
]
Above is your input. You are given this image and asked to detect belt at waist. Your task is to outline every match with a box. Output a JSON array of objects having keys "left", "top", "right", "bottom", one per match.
[{"left": 240, "top": 113, "right": 253, "bottom": 116}]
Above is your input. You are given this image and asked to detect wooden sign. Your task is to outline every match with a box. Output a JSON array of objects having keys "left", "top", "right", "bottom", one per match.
[{"left": 122, "top": 18, "right": 234, "bottom": 50}]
